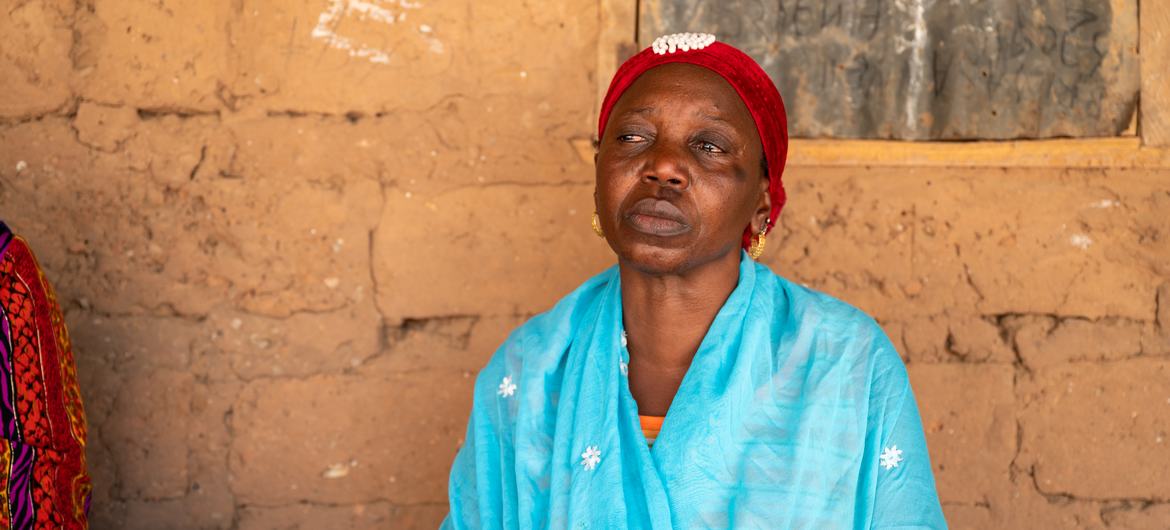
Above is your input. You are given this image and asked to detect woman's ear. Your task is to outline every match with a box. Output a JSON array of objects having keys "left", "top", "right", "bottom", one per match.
[{"left": 752, "top": 176, "right": 772, "bottom": 233}]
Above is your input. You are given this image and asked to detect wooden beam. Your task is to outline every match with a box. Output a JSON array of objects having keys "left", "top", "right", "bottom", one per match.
[
  {"left": 788, "top": 138, "right": 1170, "bottom": 169},
  {"left": 1141, "top": 0, "right": 1170, "bottom": 146}
]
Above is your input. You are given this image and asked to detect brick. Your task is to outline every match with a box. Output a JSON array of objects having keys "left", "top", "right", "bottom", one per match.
[
  {"left": 232, "top": 0, "right": 597, "bottom": 116},
  {"left": 227, "top": 1, "right": 600, "bottom": 197},
  {"left": 938, "top": 504, "right": 993, "bottom": 530},
  {"left": 899, "top": 314, "right": 1014, "bottom": 363},
  {"left": 68, "top": 314, "right": 200, "bottom": 373},
  {"left": 231, "top": 0, "right": 470, "bottom": 112},
  {"left": 902, "top": 316, "right": 950, "bottom": 362},
  {"left": 1019, "top": 360, "right": 1170, "bottom": 499},
  {"left": 1102, "top": 503, "right": 1170, "bottom": 529},
  {"left": 104, "top": 369, "right": 194, "bottom": 499},
  {"left": 946, "top": 174, "right": 1162, "bottom": 322},
  {"left": 1002, "top": 484, "right": 1106, "bottom": 530},
  {"left": 72, "top": 314, "right": 122, "bottom": 518},
  {"left": 770, "top": 168, "right": 920, "bottom": 321},
  {"left": 939, "top": 484, "right": 1110, "bottom": 530},
  {"left": 946, "top": 316, "right": 1015, "bottom": 363},
  {"left": 209, "top": 299, "right": 381, "bottom": 379},
  {"left": 92, "top": 382, "right": 239, "bottom": 528},
  {"left": 0, "top": 118, "right": 226, "bottom": 315},
  {"left": 238, "top": 503, "right": 447, "bottom": 530},
  {"left": 0, "top": 122, "right": 102, "bottom": 260},
  {"left": 79, "top": 0, "right": 231, "bottom": 109},
  {"left": 409, "top": 95, "right": 595, "bottom": 194},
  {"left": 777, "top": 167, "right": 1167, "bottom": 322},
  {"left": 230, "top": 371, "right": 473, "bottom": 504},
  {"left": 1140, "top": 329, "right": 1170, "bottom": 357},
  {"left": 226, "top": 115, "right": 439, "bottom": 189},
  {"left": 84, "top": 417, "right": 120, "bottom": 525},
  {"left": 226, "top": 94, "right": 590, "bottom": 197},
  {"left": 116, "top": 498, "right": 233, "bottom": 530},
  {"left": 159, "top": 119, "right": 389, "bottom": 318},
  {"left": 909, "top": 364, "right": 1015, "bottom": 505},
  {"left": 364, "top": 314, "right": 528, "bottom": 374},
  {"left": 87, "top": 500, "right": 127, "bottom": 530},
  {"left": 374, "top": 184, "right": 613, "bottom": 322},
  {"left": 73, "top": 319, "right": 118, "bottom": 425},
  {"left": 0, "top": 0, "right": 73, "bottom": 118},
  {"left": 181, "top": 381, "right": 241, "bottom": 526},
  {"left": 59, "top": 122, "right": 385, "bottom": 318},
  {"left": 1011, "top": 315, "right": 1146, "bottom": 367},
  {"left": 73, "top": 102, "right": 140, "bottom": 152},
  {"left": 119, "top": 115, "right": 218, "bottom": 186}
]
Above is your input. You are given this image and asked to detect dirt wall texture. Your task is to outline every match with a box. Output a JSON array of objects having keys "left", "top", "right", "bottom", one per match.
[{"left": 0, "top": 1, "right": 1168, "bottom": 529}]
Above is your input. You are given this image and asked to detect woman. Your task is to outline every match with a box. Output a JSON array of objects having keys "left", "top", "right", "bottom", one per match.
[
  {"left": 0, "top": 222, "right": 92, "bottom": 528},
  {"left": 443, "top": 34, "right": 946, "bottom": 529}
]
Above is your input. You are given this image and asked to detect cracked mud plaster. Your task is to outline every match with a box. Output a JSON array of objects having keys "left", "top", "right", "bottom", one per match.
[{"left": 1, "top": 0, "right": 1169, "bottom": 528}]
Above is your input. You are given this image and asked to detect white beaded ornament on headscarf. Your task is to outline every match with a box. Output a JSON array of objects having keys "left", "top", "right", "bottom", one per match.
[{"left": 651, "top": 32, "right": 717, "bottom": 55}]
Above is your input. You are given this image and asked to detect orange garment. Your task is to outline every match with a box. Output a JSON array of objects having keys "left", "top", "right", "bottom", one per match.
[{"left": 639, "top": 415, "right": 665, "bottom": 446}]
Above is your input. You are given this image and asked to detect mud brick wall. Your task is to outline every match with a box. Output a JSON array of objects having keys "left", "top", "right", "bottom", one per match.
[{"left": 1, "top": 1, "right": 1168, "bottom": 529}]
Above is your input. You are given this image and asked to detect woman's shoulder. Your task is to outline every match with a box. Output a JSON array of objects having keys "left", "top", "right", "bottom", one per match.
[
  {"left": 758, "top": 265, "right": 903, "bottom": 373},
  {"left": 763, "top": 267, "right": 887, "bottom": 341},
  {"left": 510, "top": 266, "right": 615, "bottom": 341},
  {"left": 477, "top": 266, "right": 618, "bottom": 378}
]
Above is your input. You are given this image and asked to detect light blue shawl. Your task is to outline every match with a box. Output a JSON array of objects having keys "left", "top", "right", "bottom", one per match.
[{"left": 443, "top": 253, "right": 946, "bottom": 529}]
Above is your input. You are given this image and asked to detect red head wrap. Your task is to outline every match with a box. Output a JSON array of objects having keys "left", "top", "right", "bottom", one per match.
[{"left": 597, "top": 34, "right": 789, "bottom": 250}]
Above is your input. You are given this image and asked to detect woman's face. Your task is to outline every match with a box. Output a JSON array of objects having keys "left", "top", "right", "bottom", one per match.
[{"left": 596, "top": 63, "right": 769, "bottom": 276}]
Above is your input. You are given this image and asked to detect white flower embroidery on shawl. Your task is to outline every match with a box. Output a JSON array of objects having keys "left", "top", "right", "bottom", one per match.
[
  {"left": 880, "top": 445, "right": 903, "bottom": 470},
  {"left": 580, "top": 445, "right": 601, "bottom": 471},
  {"left": 497, "top": 376, "right": 517, "bottom": 398}
]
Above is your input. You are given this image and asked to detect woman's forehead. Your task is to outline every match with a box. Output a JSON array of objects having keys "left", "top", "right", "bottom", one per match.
[{"left": 614, "top": 63, "right": 752, "bottom": 121}]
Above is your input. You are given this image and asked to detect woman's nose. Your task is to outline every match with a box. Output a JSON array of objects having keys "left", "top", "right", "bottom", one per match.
[{"left": 641, "top": 142, "right": 690, "bottom": 189}]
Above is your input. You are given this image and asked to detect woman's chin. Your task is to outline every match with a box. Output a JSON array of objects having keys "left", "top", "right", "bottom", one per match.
[
  {"left": 613, "top": 240, "right": 735, "bottom": 277},
  {"left": 617, "top": 245, "right": 686, "bottom": 275}
]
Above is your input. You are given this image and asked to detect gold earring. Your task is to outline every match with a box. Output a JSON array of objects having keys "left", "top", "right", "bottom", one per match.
[
  {"left": 591, "top": 212, "right": 605, "bottom": 238},
  {"left": 748, "top": 221, "right": 768, "bottom": 259}
]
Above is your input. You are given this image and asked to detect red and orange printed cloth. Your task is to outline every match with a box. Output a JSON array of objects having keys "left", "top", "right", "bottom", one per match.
[{"left": 0, "top": 222, "right": 91, "bottom": 529}]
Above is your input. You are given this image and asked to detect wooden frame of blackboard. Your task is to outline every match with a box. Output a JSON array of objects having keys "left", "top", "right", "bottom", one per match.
[
  {"left": 595, "top": 0, "right": 1170, "bottom": 168},
  {"left": 1141, "top": 0, "right": 1169, "bottom": 148}
]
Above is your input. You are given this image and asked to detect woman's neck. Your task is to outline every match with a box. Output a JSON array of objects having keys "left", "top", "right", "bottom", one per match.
[{"left": 618, "top": 250, "right": 741, "bottom": 415}]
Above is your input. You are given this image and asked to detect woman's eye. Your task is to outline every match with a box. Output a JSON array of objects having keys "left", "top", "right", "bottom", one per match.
[
  {"left": 617, "top": 134, "right": 645, "bottom": 143},
  {"left": 696, "top": 141, "right": 724, "bottom": 153}
]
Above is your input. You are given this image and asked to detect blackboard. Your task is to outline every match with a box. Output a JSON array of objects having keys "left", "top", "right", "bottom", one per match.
[{"left": 639, "top": 0, "right": 1139, "bottom": 140}]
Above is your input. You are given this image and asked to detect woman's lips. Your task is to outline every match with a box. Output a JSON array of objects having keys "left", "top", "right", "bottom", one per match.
[{"left": 624, "top": 198, "right": 690, "bottom": 237}]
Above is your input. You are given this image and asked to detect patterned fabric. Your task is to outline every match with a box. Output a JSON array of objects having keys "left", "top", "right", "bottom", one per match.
[
  {"left": 443, "top": 252, "right": 946, "bottom": 529},
  {"left": 0, "top": 222, "right": 91, "bottom": 529}
]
